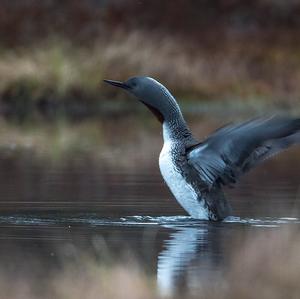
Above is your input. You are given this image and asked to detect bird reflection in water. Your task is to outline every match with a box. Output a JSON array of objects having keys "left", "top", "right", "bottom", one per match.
[{"left": 157, "top": 226, "right": 222, "bottom": 296}]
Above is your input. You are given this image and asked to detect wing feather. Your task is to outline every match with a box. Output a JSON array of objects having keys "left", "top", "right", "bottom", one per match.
[{"left": 187, "top": 116, "right": 300, "bottom": 189}]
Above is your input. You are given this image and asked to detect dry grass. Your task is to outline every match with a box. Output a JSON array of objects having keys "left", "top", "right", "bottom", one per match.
[
  {"left": 1, "top": 30, "right": 300, "bottom": 105},
  {"left": 0, "top": 228, "right": 300, "bottom": 299}
]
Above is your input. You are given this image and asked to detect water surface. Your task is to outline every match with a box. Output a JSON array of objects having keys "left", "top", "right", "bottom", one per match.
[{"left": 0, "top": 150, "right": 299, "bottom": 295}]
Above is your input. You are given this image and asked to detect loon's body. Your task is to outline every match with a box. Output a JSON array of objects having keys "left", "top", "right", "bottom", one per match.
[
  {"left": 159, "top": 122, "right": 230, "bottom": 220},
  {"left": 159, "top": 123, "right": 209, "bottom": 219},
  {"left": 104, "top": 76, "right": 300, "bottom": 221}
]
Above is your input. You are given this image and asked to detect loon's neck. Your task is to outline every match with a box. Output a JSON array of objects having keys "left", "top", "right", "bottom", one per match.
[
  {"left": 162, "top": 117, "right": 197, "bottom": 147},
  {"left": 143, "top": 84, "right": 197, "bottom": 146}
]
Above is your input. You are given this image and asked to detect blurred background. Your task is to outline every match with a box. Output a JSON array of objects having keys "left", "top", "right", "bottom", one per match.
[
  {"left": 0, "top": 0, "right": 299, "bottom": 214},
  {"left": 1, "top": 1, "right": 300, "bottom": 126},
  {"left": 0, "top": 2, "right": 299, "bottom": 299}
]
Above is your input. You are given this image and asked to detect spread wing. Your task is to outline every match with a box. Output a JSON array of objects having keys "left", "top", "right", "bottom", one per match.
[{"left": 187, "top": 116, "right": 300, "bottom": 189}]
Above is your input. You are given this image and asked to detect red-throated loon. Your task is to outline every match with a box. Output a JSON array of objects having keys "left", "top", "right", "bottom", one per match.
[{"left": 104, "top": 76, "right": 300, "bottom": 221}]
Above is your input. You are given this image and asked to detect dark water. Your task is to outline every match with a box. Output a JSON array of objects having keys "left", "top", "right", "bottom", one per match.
[{"left": 0, "top": 151, "right": 299, "bottom": 295}]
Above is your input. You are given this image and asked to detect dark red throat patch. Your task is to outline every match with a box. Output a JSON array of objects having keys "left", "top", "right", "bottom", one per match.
[{"left": 141, "top": 101, "right": 164, "bottom": 123}]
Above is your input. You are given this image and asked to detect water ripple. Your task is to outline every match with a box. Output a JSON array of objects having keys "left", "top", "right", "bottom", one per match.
[{"left": 0, "top": 213, "right": 298, "bottom": 228}]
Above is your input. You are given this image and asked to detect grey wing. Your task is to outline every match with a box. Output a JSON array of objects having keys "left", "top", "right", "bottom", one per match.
[
  {"left": 187, "top": 116, "right": 300, "bottom": 189},
  {"left": 243, "top": 131, "right": 300, "bottom": 171}
]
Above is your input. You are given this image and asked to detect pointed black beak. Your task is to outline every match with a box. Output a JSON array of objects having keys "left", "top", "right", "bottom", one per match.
[{"left": 103, "top": 79, "right": 129, "bottom": 90}]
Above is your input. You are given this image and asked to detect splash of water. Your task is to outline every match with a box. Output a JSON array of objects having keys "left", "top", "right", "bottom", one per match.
[{"left": 0, "top": 213, "right": 298, "bottom": 228}]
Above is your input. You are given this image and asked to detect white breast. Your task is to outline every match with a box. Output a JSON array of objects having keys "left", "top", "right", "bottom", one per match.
[{"left": 159, "top": 141, "right": 208, "bottom": 219}]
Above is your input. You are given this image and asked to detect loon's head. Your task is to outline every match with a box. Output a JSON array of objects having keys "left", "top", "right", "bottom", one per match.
[{"left": 104, "top": 76, "right": 180, "bottom": 123}]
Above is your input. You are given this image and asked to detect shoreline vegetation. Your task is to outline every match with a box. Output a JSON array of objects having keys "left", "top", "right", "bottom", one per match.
[
  {"left": 0, "top": 30, "right": 300, "bottom": 123},
  {"left": 1, "top": 1, "right": 300, "bottom": 122},
  {"left": 1, "top": 1, "right": 300, "bottom": 158}
]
